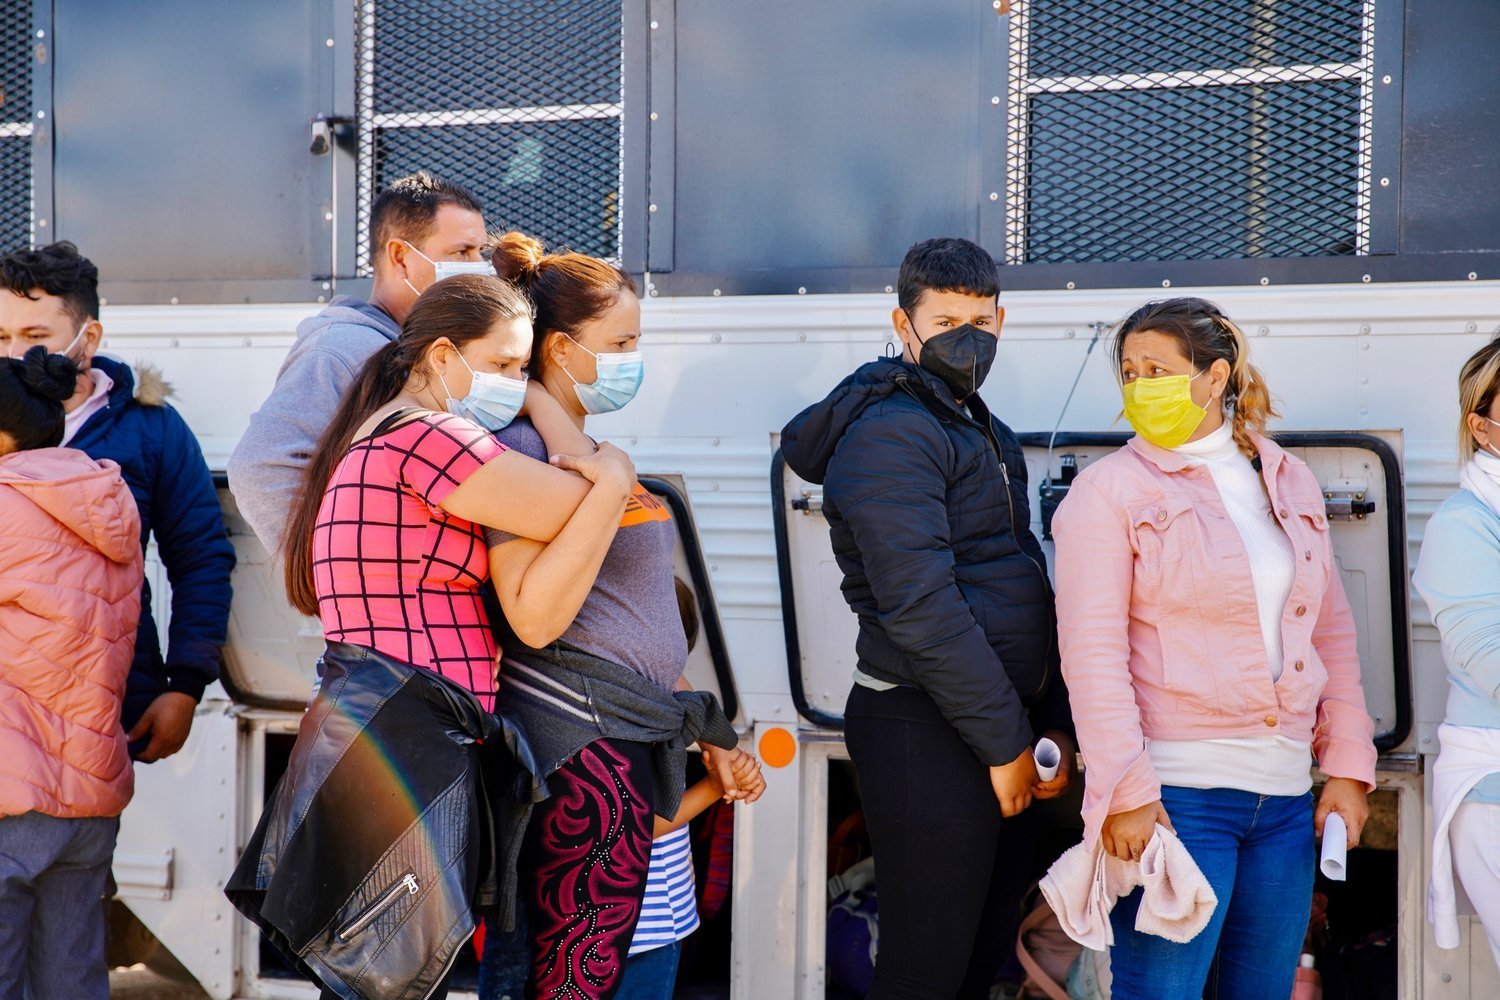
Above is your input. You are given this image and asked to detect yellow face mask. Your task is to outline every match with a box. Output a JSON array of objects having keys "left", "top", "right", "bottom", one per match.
[{"left": 1121, "top": 370, "right": 1207, "bottom": 449}]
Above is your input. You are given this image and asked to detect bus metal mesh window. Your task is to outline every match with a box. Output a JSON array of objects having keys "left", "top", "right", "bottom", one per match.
[
  {"left": 0, "top": 0, "right": 33, "bottom": 253},
  {"left": 356, "top": 1, "right": 624, "bottom": 274},
  {"left": 1006, "top": 0, "right": 1374, "bottom": 266}
]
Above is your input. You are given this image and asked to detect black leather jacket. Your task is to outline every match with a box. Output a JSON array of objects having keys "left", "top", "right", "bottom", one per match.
[{"left": 226, "top": 642, "right": 539, "bottom": 1000}]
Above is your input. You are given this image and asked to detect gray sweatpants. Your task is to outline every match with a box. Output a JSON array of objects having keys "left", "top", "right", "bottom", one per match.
[{"left": 0, "top": 811, "right": 120, "bottom": 1000}]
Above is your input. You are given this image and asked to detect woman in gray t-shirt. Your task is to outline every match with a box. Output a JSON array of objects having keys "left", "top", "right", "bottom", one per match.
[{"left": 480, "top": 231, "right": 761, "bottom": 1000}]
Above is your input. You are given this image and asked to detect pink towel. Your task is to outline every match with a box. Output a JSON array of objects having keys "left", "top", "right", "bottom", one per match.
[{"left": 1039, "top": 823, "right": 1217, "bottom": 950}]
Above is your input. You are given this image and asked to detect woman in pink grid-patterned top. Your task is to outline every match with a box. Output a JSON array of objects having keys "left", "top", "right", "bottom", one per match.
[{"left": 281, "top": 274, "right": 636, "bottom": 712}]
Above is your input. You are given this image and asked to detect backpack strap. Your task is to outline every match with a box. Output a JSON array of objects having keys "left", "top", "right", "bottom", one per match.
[{"left": 1015, "top": 901, "right": 1073, "bottom": 1000}]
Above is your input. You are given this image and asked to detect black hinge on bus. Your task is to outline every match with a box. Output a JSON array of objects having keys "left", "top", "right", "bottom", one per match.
[{"left": 791, "top": 490, "right": 824, "bottom": 515}]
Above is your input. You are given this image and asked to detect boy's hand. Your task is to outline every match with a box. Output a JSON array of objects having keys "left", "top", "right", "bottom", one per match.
[
  {"left": 702, "top": 748, "right": 766, "bottom": 804},
  {"left": 703, "top": 744, "right": 749, "bottom": 802},
  {"left": 126, "top": 692, "right": 197, "bottom": 762},
  {"left": 727, "top": 750, "right": 766, "bottom": 803},
  {"left": 989, "top": 748, "right": 1038, "bottom": 817},
  {"left": 1030, "top": 730, "right": 1077, "bottom": 800}
]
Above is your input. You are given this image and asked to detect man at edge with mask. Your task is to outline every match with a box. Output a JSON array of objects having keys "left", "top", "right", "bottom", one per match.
[
  {"left": 781, "top": 237, "right": 1074, "bottom": 999},
  {"left": 228, "top": 171, "right": 488, "bottom": 553},
  {"left": 0, "top": 241, "right": 234, "bottom": 764}
]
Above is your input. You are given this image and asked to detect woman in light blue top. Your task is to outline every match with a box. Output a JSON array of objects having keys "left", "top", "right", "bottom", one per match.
[{"left": 1415, "top": 333, "right": 1500, "bottom": 967}]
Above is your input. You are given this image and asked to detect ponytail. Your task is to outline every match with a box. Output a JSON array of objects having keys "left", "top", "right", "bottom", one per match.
[{"left": 1216, "top": 316, "right": 1280, "bottom": 459}]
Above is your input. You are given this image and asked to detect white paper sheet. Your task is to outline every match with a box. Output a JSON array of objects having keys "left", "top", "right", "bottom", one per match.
[
  {"left": 1034, "top": 737, "right": 1061, "bottom": 782},
  {"left": 1320, "top": 812, "right": 1348, "bottom": 881}
]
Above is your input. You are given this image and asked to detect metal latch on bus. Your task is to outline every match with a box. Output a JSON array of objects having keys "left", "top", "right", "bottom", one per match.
[
  {"left": 791, "top": 490, "right": 824, "bottom": 515},
  {"left": 1323, "top": 489, "right": 1377, "bottom": 521}
]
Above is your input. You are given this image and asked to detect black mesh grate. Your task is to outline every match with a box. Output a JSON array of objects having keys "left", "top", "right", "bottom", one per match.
[
  {"left": 357, "top": 0, "right": 624, "bottom": 271},
  {"left": 1009, "top": 0, "right": 1372, "bottom": 265},
  {"left": 0, "top": 0, "right": 33, "bottom": 252}
]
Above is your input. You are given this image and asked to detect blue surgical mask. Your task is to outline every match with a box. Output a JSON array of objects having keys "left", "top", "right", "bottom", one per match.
[
  {"left": 439, "top": 352, "right": 528, "bottom": 431},
  {"left": 401, "top": 241, "right": 493, "bottom": 296},
  {"left": 561, "top": 334, "right": 644, "bottom": 414}
]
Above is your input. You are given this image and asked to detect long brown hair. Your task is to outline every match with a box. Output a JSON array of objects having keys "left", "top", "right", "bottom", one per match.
[
  {"left": 489, "top": 231, "right": 637, "bottom": 383},
  {"left": 282, "top": 274, "right": 534, "bottom": 615},
  {"left": 1113, "top": 297, "right": 1279, "bottom": 458}
]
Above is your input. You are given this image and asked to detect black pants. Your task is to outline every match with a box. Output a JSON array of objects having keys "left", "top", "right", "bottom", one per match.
[{"left": 844, "top": 683, "right": 1040, "bottom": 1000}]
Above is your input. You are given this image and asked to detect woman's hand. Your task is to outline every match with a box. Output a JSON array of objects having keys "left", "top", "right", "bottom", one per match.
[
  {"left": 551, "top": 441, "right": 635, "bottom": 495},
  {"left": 1315, "top": 776, "right": 1369, "bottom": 850},
  {"left": 1030, "top": 730, "right": 1077, "bottom": 800},
  {"left": 989, "top": 748, "right": 1039, "bottom": 818},
  {"left": 1101, "top": 800, "right": 1173, "bottom": 861}
]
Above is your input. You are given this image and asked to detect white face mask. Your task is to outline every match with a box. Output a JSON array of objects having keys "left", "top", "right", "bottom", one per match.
[
  {"left": 1483, "top": 416, "right": 1500, "bottom": 459},
  {"left": 7, "top": 320, "right": 89, "bottom": 361},
  {"left": 400, "top": 241, "right": 492, "bottom": 296}
]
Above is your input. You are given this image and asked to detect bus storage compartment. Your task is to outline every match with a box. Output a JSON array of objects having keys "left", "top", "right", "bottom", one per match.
[{"left": 217, "top": 482, "right": 324, "bottom": 710}]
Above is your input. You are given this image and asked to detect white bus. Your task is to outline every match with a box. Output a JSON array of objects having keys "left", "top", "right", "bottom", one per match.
[{"left": 8, "top": 0, "right": 1497, "bottom": 996}]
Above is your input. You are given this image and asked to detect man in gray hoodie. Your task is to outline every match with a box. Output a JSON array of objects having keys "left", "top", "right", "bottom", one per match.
[{"left": 227, "top": 172, "right": 486, "bottom": 552}]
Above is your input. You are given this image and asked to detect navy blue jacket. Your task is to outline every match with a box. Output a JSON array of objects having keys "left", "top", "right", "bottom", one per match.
[
  {"left": 781, "top": 358, "right": 1062, "bottom": 765},
  {"left": 71, "top": 356, "right": 235, "bottom": 732}
]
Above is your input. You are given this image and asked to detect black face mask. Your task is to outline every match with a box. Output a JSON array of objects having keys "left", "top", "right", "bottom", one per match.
[{"left": 906, "top": 314, "right": 997, "bottom": 400}]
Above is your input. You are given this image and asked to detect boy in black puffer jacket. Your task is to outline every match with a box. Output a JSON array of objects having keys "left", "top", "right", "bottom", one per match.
[{"left": 781, "top": 237, "right": 1073, "bottom": 1000}]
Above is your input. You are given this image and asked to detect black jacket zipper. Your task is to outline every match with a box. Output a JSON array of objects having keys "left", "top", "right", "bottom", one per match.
[
  {"left": 897, "top": 375, "right": 1058, "bottom": 701},
  {"left": 336, "top": 872, "right": 419, "bottom": 942}
]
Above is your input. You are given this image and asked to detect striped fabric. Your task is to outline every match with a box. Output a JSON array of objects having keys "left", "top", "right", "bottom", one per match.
[{"left": 628, "top": 826, "right": 699, "bottom": 956}]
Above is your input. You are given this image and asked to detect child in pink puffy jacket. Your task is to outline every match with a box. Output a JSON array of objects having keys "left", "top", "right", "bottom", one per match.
[{"left": 0, "top": 346, "right": 144, "bottom": 999}]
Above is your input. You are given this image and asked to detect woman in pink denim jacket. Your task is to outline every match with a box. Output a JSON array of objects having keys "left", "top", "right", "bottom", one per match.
[{"left": 1052, "top": 298, "right": 1377, "bottom": 1000}]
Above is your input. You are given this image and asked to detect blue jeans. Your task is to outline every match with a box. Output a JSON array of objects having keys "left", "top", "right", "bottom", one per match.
[
  {"left": 614, "top": 940, "right": 683, "bottom": 1000},
  {"left": 0, "top": 812, "right": 120, "bottom": 1000},
  {"left": 477, "top": 912, "right": 530, "bottom": 1000},
  {"left": 1108, "top": 786, "right": 1315, "bottom": 1000}
]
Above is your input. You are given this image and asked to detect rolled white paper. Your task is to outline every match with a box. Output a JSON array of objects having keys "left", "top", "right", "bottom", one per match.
[
  {"left": 1034, "top": 737, "right": 1062, "bottom": 782},
  {"left": 1321, "top": 812, "right": 1348, "bottom": 881}
]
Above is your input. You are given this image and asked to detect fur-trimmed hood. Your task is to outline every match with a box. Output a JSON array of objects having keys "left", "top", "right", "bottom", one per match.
[
  {"left": 88, "top": 355, "right": 173, "bottom": 408},
  {"left": 131, "top": 362, "right": 172, "bottom": 406}
]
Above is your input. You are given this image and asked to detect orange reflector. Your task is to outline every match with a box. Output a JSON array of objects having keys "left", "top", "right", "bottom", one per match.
[{"left": 759, "top": 727, "right": 796, "bottom": 769}]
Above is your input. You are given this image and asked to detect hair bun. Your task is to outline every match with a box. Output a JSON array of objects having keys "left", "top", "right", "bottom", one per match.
[
  {"left": 489, "top": 231, "right": 548, "bottom": 286},
  {"left": 15, "top": 344, "right": 79, "bottom": 403}
]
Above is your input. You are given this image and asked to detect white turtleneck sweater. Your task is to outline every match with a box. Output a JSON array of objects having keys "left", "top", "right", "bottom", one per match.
[{"left": 1147, "top": 422, "right": 1313, "bottom": 796}]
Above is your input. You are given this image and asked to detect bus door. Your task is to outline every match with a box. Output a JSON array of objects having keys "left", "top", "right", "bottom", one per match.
[
  {"left": 771, "top": 449, "right": 859, "bottom": 730},
  {"left": 1019, "top": 430, "right": 1413, "bottom": 752}
]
